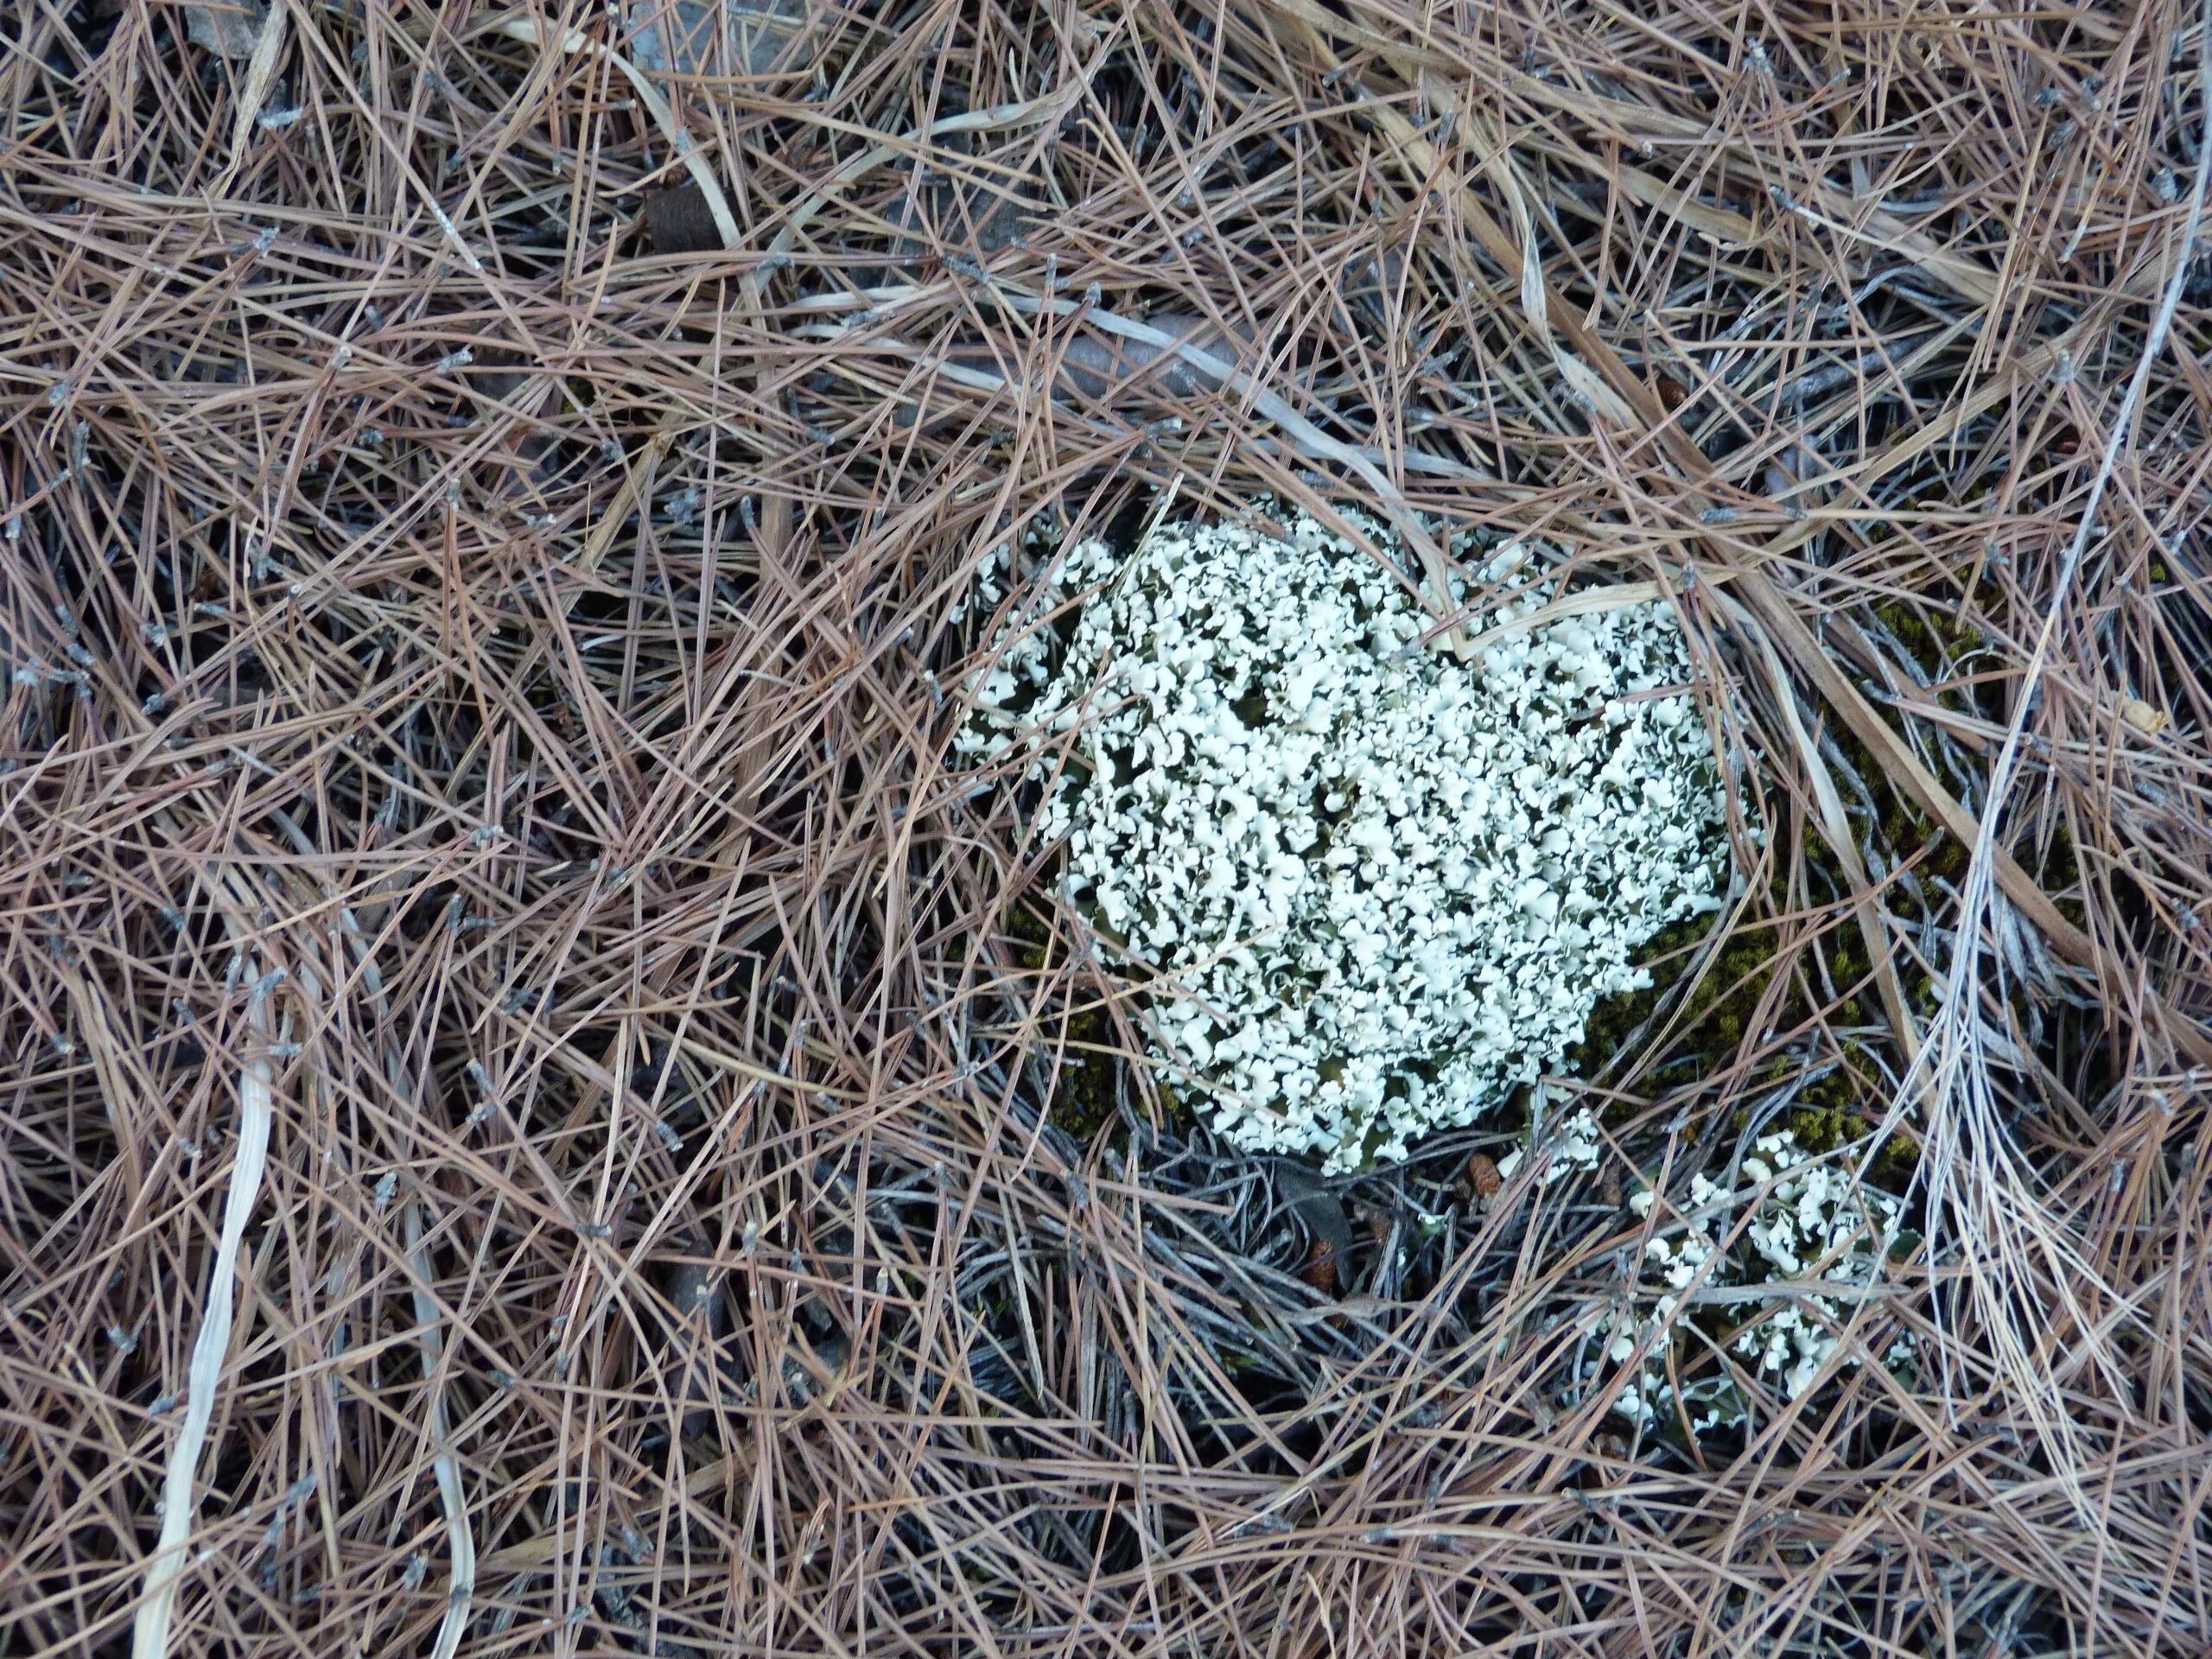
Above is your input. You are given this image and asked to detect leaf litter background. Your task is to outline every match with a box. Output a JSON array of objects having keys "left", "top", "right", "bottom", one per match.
[{"left": 3, "top": 0, "right": 2212, "bottom": 1653}]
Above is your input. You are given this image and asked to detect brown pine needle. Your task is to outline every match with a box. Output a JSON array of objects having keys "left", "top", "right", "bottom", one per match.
[{"left": 4, "top": 0, "right": 2211, "bottom": 1653}]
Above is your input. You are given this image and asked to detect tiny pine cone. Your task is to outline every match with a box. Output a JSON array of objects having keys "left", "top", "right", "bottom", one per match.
[{"left": 1302, "top": 1237, "right": 1339, "bottom": 1295}]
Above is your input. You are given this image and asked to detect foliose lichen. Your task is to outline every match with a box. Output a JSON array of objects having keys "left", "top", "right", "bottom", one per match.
[{"left": 962, "top": 507, "right": 1728, "bottom": 1173}]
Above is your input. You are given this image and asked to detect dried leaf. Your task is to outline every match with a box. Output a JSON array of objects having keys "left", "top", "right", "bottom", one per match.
[
  {"left": 645, "top": 181, "right": 729, "bottom": 255},
  {"left": 182, "top": 0, "right": 265, "bottom": 59},
  {"left": 1301, "top": 1236, "right": 1339, "bottom": 1295},
  {"left": 2121, "top": 697, "right": 2169, "bottom": 736}
]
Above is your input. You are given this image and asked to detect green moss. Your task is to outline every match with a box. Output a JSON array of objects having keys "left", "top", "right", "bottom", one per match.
[
  {"left": 1872, "top": 597, "right": 1980, "bottom": 677},
  {"left": 1566, "top": 912, "right": 1779, "bottom": 1092},
  {"left": 1778, "top": 1101, "right": 1859, "bottom": 1154},
  {"left": 1003, "top": 896, "right": 1157, "bottom": 1142},
  {"left": 1766, "top": 1094, "right": 1918, "bottom": 1188},
  {"left": 1053, "top": 1040, "right": 1123, "bottom": 1139},
  {"left": 1006, "top": 899, "right": 1053, "bottom": 969},
  {"left": 1567, "top": 750, "right": 1959, "bottom": 1193},
  {"left": 1587, "top": 595, "right": 2010, "bottom": 1185}
]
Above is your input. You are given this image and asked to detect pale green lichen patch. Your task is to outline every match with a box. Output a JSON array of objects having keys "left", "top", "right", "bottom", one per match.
[{"left": 963, "top": 508, "right": 1728, "bottom": 1172}]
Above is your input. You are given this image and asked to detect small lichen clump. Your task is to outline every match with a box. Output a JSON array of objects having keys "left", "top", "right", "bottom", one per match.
[
  {"left": 1612, "top": 1130, "right": 1912, "bottom": 1433},
  {"left": 961, "top": 508, "right": 1727, "bottom": 1172}
]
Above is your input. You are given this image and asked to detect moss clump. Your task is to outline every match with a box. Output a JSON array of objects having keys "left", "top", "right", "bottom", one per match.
[
  {"left": 1567, "top": 912, "right": 1773, "bottom": 1090},
  {"left": 1779, "top": 1100, "right": 1859, "bottom": 1154},
  {"left": 1004, "top": 899, "right": 1140, "bottom": 1141},
  {"left": 1005, "top": 899, "right": 1053, "bottom": 969},
  {"left": 1872, "top": 597, "right": 1979, "bottom": 671},
  {"left": 1767, "top": 1093, "right": 1918, "bottom": 1190},
  {"left": 1565, "top": 765, "right": 1961, "bottom": 1194}
]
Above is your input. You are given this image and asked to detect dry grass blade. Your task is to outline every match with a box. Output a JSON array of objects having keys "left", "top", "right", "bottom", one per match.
[{"left": 131, "top": 982, "right": 276, "bottom": 1659}]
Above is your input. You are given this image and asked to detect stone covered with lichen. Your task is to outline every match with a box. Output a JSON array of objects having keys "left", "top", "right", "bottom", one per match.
[{"left": 960, "top": 508, "right": 1728, "bottom": 1173}]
